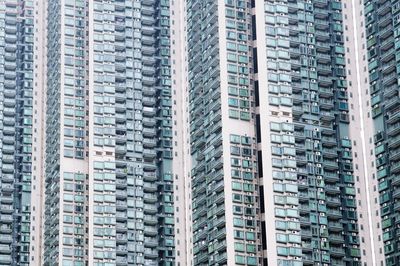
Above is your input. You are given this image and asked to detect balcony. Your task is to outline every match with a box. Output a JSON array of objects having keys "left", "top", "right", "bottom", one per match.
[
  {"left": 143, "top": 149, "right": 157, "bottom": 159},
  {"left": 320, "top": 111, "right": 335, "bottom": 121},
  {"left": 322, "top": 148, "right": 337, "bottom": 158},
  {"left": 142, "top": 127, "right": 157, "bottom": 137},
  {"left": 215, "top": 252, "right": 227, "bottom": 264},
  {"left": 142, "top": 96, "right": 156, "bottom": 106},
  {"left": 377, "top": 1, "right": 392, "bottom": 17},
  {"left": 143, "top": 183, "right": 157, "bottom": 192},
  {"left": 388, "top": 135, "right": 400, "bottom": 149},
  {"left": 142, "top": 107, "right": 156, "bottom": 117},
  {"left": 388, "top": 122, "right": 400, "bottom": 136},
  {"left": 292, "top": 105, "right": 304, "bottom": 115},
  {"left": 0, "top": 205, "right": 13, "bottom": 214},
  {"left": 299, "top": 204, "right": 310, "bottom": 213},
  {"left": 144, "top": 226, "right": 158, "bottom": 237},
  {"left": 392, "top": 162, "right": 400, "bottom": 174},
  {"left": 394, "top": 201, "right": 400, "bottom": 211},
  {"left": 326, "top": 196, "right": 341, "bottom": 207},
  {"left": 143, "top": 193, "right": 157, "bottom": 203},
  {"left": 298, "top": 179, "right": 308, "bottom": 189},
  {"left": 303, "top": 254, "right": 313, "bottom": 265},
  {"left": 144, "top": 237, "right": 158, "bottom": 247},
  {"left": 116, "top": 257, "right": 127, "bottom": 265},
  {"left": 380, "top": 28, "right": 394, "bottom": 45},
  {"left": 0, "top": 224, "right": 11, "bottom": 234},
  {"left": 301, "top": 229, "right": 312, "bottom": 238},
  {"left": 298, "top": 191, "right": 309, "bottom": 200},
  {"left": 321, "top": 136, "right": 336, "bottom": 145},
  {"left": 143, "top": 171, "right": 157, "bottom": 181},
  {"left": 330, "top": 247, "right": 345, "bottom": 257},
  {"left": 0, "top": 185, "right": 13, "bottom": 193},
  {"left": 315, "top": 19, "right": 329, "bottom": 29},
  {"left": 142, "top": 117, "right": 156, "bottom": 127},
  {"left": 116, "top": 201, "right": 127, "bottom": 210},
  {"left": 300, "top": 217, "right": 311, "bottom": 225},
  {"left": 302, "top": 241, "right": 312, "bottom": 251},
  {"left": 329, "top": 234, "right": 344, "bottom": 243},
  {"left": 144, "top": 215, "right": 157, "bottom": 225},
  {"left": 392, "top": 175, "right": 400, "bottom": 186},
  {"left": 143, "top": 138, "right": 157, "bottom": 148},
  {"left": 314, "top": 0, "right": 328, "bottom": 7},
  {"left": 144, "top": 248, "right": 158, "bottom": 258},
  {"left": 318, "top": 76, "right": 332, "bottom": 86},
  {"left": 393, "top": 188, "right": 400, "bottom": 199},
  {"left": 0, "top": 255, "right": 11, "bottom": 264},
  {"left": 1, "top": 155, "right": 13, "bottom": 164},
  {"left": 1, "top": 165, "right": 14, "bottom": 174},
  {"left": 328, "top": 222, "right": 343, "bottom": 231},
  {"left": 0, "top": 245, "right": 10, "bottom": 254},
  {"left": 387, "top": 109, "right": 400, "bottom": 124},
  {"left": 319, "top": 99, "right": 334, "bottom": 108},
  {"left": 325, "top": 185, "right": 340, "bottom": 194},
  {"left": 116, "top": 190, "right": 127, "bottom": 199},
  {"left": 116, "top": 212, "right": 127, "bottom": 221},
  {"left": 143, "top": 204, "right": 157, "bottom": 214},
  {"left": 327, "top": 209, "right": 342, "bottom": 220},
  {"left": 142, "top": 87, "right": 156, "bottom": 96},
  {"left": 316, "top": 41, "right": 330, "bottom": 52},
  {"left": 115, "top": 146, "right": 127, "bottom": 154},
  {"left": 316, "top": 52, "right": 331, "bottom": 63},
  {"left": 116, "top": 179, "right": 127, "bottom": 188},
  {"left": 142, "top": 77, "right": 156, "bottom": 86},
  {"left": 386, "top": 96, "right": 400, "bottom": 110},
  {"left": 323, "top": 160, "right": 339, "bottom": 170},
  {"left": 0, "top": 235, "right": 12, "bottom": 243}
]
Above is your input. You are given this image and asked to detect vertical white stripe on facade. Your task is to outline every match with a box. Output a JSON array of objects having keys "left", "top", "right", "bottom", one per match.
[
  {"left": 171, "top": 0, "right": 191, "bottom": 264},
  {"left": 87, "top": 0, "right": 95, "bottom": 264},
  {"left": 30, "top": 0, "right": 47, "bottom": 264},
  {"left": 347, "top": 0, "right": 383, "bottom": 264}
]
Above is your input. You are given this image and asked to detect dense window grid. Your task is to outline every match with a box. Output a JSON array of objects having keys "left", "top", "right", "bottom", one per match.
[
  {"left": 0, "top": 0, "right": 39, "bottom": 264},
  {"left": 2, "top": 0, "right": 400, "bottom": 265},
  {"left": 256, "top": 1, "right": 301, "bottom": 265},
  {"left": 0, "top": 1, "right": 19, "bottom": 265},
  {"left": 364, "top": 1, "right": 400, "bottom": 265},
  {"left": 44, "top": 0, "right": 175, "bottom": 266},
  {"left": 189, "top": 0, "right": 261, "bottom": 265},
  {"left": 286, "top": 0, "right": 361, "bottom": 264},
  {"left": 229, "top": 134, "right": 260, "bottom": 266},
  {"left": 188, "top": 0, "right": 224, "bottom": 263},
  {"left": 15, "top": 1, "right": 35, "bottom": 264}
]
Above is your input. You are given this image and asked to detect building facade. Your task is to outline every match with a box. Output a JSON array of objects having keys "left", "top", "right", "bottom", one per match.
[
  {"left": 0, "top": 0, "right": 46, "bottom": 264},
  {"left": 1, "top": 0, "right": 400, "bottom": 266},
  {"left": 44, "top": 0, "right": 179, "bottom": 265},
  {"left": 362, "top": 0, "right": 400, "bottom": 265},
  {"left": 188, "top": 0, "right": 261, "bottom": 265},
  {"left": 187, "top": 0, "right": 382, "bottom": 265}
]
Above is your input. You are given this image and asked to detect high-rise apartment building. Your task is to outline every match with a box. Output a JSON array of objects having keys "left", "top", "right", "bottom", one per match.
[
  {"left": 187, "top": 0, "right": 373, "bottom": 265},
  {"left": 188, "top": 0, "right": 261, "bottom": 264},
  {"left": 43, "top": 0, "right": 184, "bottom": 265},
  {"left": 0, "top": 0, "right": 46, "bottom": 265},
  {"left": 1, "top": 0, "right": 400, "bottom": 266},
  {"left": 1, "top": 0, "right": 186, "bottom": 265},
  {"left": 360, "top": 0, "right": 400, "bottom": 265}
]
